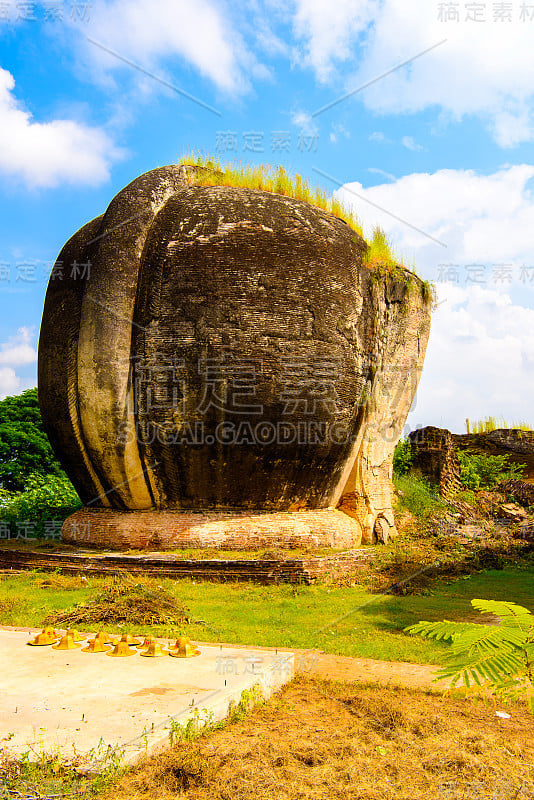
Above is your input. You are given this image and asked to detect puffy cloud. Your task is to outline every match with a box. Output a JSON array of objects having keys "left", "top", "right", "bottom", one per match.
[
  {"left": 82, "top": 0, "right": 254, "bottom": 94},
  {"left": 0, "top": 367, "right": 21, "bottom": 399},
  {"left": 335, "top": 164, "right": 534, "bottom": 277},
  {"left": 293, "top": 0, "right": 380, "bottom": 82},
  {"left": 0, "top": 327, "right": 37, "bottom": 367},
  {"left": 0, "top": 328, "right": 37, "bottom": 400},
  {"left": 410, "top": 284, "right": 534, "bottom": 433},
  {"left": 294, "top": 0, "right": 534, "bottom": 146},
  {"left": 335, "top": 166, "right": 534, "bottom": 430},
  {"left": 0, "top": 68, "right": 121, "bottom": 189}
]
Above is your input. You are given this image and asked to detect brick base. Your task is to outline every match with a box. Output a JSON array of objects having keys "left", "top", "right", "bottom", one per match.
[{"left": 61, "top": 508, "right": 363, "bottom": 551}]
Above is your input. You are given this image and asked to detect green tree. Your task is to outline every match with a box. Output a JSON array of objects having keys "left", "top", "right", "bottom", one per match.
[{"left": 0, "top": 388, "right": 65, "bottom": 491}]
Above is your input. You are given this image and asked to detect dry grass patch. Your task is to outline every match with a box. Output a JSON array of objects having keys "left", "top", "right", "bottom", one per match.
[{"left": 105, "top": 676, "right": 534, "bottom": 800}]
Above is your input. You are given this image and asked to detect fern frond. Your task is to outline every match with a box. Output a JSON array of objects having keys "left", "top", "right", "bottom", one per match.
[
  {"left": 406, "top": 598, "right": 534, "bottom": 711},
  {"left": 470, "top": 599, "right": 533, "bottom": 630},
  {"left": 439, "top": 648, "right": 526, "bottom": 688},
  {"left": 405, "top": 620, "right": 477, "bottom": 642},
  {"left": 448, "top": 624, "right": 524, "bottom": 655}
]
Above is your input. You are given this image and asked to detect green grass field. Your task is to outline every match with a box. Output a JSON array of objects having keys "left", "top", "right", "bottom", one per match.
[{"left": 1, "top": 566, "right": 532, "bottom": 665}]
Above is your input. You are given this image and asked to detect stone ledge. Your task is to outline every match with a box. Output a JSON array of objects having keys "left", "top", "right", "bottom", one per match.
[
  {"left": 0, "top": 546, "right": 374, "bottom": 585},
  {"left": 61, "top": 507, "right": 363, "bottom": 551}
]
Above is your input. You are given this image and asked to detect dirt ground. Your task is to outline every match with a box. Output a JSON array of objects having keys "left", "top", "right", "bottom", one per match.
[
  {"left": 298, "top": 652, "right": 450, "bottom": 689},
  {"left": 108, "top": 674, "right": 534, "bottom": 800}
]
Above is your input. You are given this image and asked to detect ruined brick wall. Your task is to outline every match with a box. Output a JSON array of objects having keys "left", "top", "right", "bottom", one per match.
[{"left": 408, "top": 426, "right": 462, "bottom": 499}]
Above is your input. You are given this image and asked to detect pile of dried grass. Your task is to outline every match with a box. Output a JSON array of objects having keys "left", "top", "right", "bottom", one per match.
[{"left": 44, "top": 573, "right": 190, "bottom": 627}]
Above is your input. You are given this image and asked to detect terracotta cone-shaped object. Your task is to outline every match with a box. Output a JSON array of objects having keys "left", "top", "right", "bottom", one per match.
[
  {"left": 66, "top": 629, "right": 85, "bottom": 642},
  {"left": 92, "top": 631, "right": 115, "bottom": 645},
  {"left": 82, "top": 638, "right": 110, "bottom": 653},
  {"left": 38, "top": 164, "right": 431, "bottom": 551},
  {"left": 53, "top": 634, "right": 80, "bottom": 650},
  {"left": 140, "top": 641, "right": 168, "bottom": 658},
  {"left": 106, "top": 639, "right": 137, "bottom": 657},
  {"left": 168, "top": 637, "right": 201, "bottom": 658},
  {"left": 137, "top": 636, "right": 156, "bottom": 650},
  {"left": 27, "top": 628, "right": 58, "bottom": 646}
]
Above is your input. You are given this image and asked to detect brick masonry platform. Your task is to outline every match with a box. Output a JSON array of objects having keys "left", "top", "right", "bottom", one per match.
[
  {"left": 0, "top": 546, "right": 374, "bottom": 584},
  {"left": 61, "top": 507, "right": 363, "bottom": 550}
]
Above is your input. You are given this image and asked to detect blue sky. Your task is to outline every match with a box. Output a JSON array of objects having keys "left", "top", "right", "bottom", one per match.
[{"left": 1, "top": 0, "right": 534, "bottom": 433}]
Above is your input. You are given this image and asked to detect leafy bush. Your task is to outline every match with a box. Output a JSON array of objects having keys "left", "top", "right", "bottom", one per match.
[
  {"left": 394, "top": 474, "right": 448, "bottom": 519},
  {"left": 454, "top": 489, "right": 477, "bottom": 504},
  {"left": 0, "top": 472, "right": 81, "bottom": 539},
  {"left": 406, "top": 599, "right": 534, "bottom": 712},
  {"left": 458, "top": 451, "right": 525, "bottom": 490},
  {"left": 392, "top": 437, "right": 413, "bottom": 476}
]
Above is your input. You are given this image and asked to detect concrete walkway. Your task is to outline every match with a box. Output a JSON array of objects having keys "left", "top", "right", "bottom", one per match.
[{"left": 0, "top": 628, "right": 294, "bottom": 766}]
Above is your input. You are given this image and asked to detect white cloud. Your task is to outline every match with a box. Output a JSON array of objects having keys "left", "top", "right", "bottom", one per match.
[
  {"left": 401, "top": 135, "right": 423, "bottom": 151},
  {"left": 369, "top": 131, "right": 388, "bottom": 142},
  {"left": 293, "top": 0, "right": 380, "bottom": 82},
  {"left": 290, "top": 109, "right": 318, "bottom": 135},
  {"left": 410, "top": 284, "right": 534, "bottom": 432},
  {"left": 294, "top": 0, "right": 534, "bottom": 146},
  {"left": 335, "top": 164, "right": 534, "bottom": 274},
  {"left": 0, "top": 327, "right": 37, "bottom": 367},
  {"left": 0, "top": 68, "right": 121, "bottom": 189},
  {"left": 367, "top": 167, "right": 396, "bottom": 182},
  {"left": 0, "top": 367, "right": 21, "bottom": 399},
  {"left": 82, "top": 0, "right": 253, "bottom": 94},
  {"left": 0, "top": 328, "right": 37, "bottom": 400},
  {"left": 335, "top": 165, "right": 534, "bottom": 430},
  {"left": 329, "top": 121, "right": 350, "bottom": 143}
]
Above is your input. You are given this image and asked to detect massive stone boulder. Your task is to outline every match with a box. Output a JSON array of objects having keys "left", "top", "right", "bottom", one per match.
[{"left": 38, "top": 165, "right": 431, "bottom": 550}]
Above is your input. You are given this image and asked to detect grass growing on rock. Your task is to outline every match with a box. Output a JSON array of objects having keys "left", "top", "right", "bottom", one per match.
[
  {"left": 466, "top": 416, "right": 534, "bottom": 434},
  {"left": 177, "top": 153, "right": 433, "bottom": 301},
  {"left": 178, "top": 152, "right": 365, "bottom": 236}
]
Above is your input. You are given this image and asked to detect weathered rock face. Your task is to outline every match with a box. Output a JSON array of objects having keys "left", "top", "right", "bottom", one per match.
[
  {"left": 495, "top": 479, "right": 534, "bottom": 507},
  {"left": 38, "top": 165, "right": 431, "bottom": 550}
]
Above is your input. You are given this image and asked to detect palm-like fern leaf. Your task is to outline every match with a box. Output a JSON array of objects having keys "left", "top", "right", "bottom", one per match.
[{"left": 405, "top": 599, "right": 534, "bottom": 709}]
